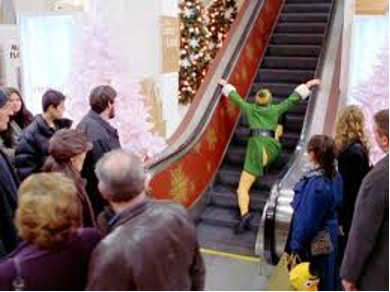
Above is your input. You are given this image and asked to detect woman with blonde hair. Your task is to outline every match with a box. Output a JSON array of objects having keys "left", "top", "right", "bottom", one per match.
[
  {"left": 0, "top": 173, "right": 102, "bottom": 290},
  {"left": 335, "top": 105, "right": 371, "bottom": 258}
]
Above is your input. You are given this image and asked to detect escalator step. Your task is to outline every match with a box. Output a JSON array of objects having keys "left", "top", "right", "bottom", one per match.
[
  {"left": 288, "top": 103, "right": 308, "bottom": 115},
  {"left": 267, "top": 45, "right": 321, "bottom": 57},
  {"left": 281, "top": 132, "right": 301, "bottom": 149},
  {"left": 279, "top": 13, "right": 329, "bottom": 23},
  {"left": 286, "top": 0, "right": 332, "bottom": 3},
  {"left": 275, "top": 23, "right": 327, "bottom": 34},
  {"left": 216, "top": 167, "right": 278, "bottom": 190},
  {"left": 209, "top": 184, "right": 267, "bottom": 211},
  {"left": 262, "top": 56, "right": 318, "bottom": 70},
  {"left": 271, "top": 33, "right": 324, "bottom": 45},
  {"left": 200, "top": 206, "right": 261, "bottom": 230},
  {"left": 256, "top": 69, "right": 315, "bottom": 83},
  {"left": 283, "top": 4, "right": 331, "bottom": 14},
  {"left": 196, "top": 224, "right": 257, "bottom": 256},
  {"left": 285, "top": 114, "right": 305, "bottom": 131}
]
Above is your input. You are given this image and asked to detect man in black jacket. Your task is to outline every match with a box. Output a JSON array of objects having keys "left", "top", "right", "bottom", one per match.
[
  {"left": 15, "top": 90, "right": 72, "bottom": 181},
  {"left": 77, "top": 85, "right": 121, "bottom": 215},
  {"left": 341, "top": 109, "right": 389, "bottom": 291},
  {"left": 0, "top": 89, "right": 19, "bottom": 257}
]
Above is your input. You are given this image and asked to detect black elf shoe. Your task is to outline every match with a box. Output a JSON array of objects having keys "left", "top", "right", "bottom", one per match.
[{"left": 234, "top": 213, "right": 253, "bottom": 234}]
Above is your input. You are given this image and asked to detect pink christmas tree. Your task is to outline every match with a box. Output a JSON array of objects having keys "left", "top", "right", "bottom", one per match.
[
  {"left": 350, "top": 38, "right": 389, "bottom": 164},
  {"left": 67, "top": 3, "right": 166, "bottom": 159}
]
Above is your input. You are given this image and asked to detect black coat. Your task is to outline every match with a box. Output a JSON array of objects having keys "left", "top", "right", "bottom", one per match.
[
  {"left": 338, "top": 142, "right": 371, "bottom": 237},
  {"left": 0, "top": 150, "right": 19, "bottom": 257},
  {"left": 15, "top": 115, "right": 72, "bottom": 181},
  {"left": 341, "top": 155, "right": 389, "bottom": 291},
  {"left": 77, "top": 110, "right": 121, "bottom": 214}
]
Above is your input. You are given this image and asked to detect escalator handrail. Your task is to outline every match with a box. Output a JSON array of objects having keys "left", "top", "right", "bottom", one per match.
[
  {"left": 144, "top": 0, "right": 266, "bottom": 176},
  {"left": 257, "top": 0, "right": 343, "bottom": 264}
]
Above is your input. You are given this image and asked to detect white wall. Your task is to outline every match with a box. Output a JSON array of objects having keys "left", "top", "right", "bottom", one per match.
[
  {"left": 102, "top": 0, "right": 183, "bottom": 138},
  {"left": 13, "top": 0, "right": 53, "bottom": 17},
  {"left": 349, "top": 13, "right": 389, "bottom": 93},
  {"left": 104, "top": 0, "right": 161, "bottom": 80},
  {"left": 0, "top": 24, "right": 20, "bottom": 87}
]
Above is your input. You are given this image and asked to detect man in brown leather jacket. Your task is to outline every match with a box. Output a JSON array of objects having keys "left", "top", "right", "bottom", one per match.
[{"left": 87, "top": 150, "right": 205, "bottom": 291}]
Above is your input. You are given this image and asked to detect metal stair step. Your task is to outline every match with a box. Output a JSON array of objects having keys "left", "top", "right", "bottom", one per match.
[
  {"left": 209, "top": 184, "right": 268, "bottom": 211},
  {"left": 252, "top": 82, "right": 298, "bottom": 97},
  {"left": 283, "top": 4, "right": 332, "bottom": 14},
  {"left": 279, "top": 13, "right": 329, "bottom": 23},
  {"left": 200, "top": 206, "right": 261, "bottom": 231},
  {"left": 267, "top": 45, "right": 321, "bottom": 57},
  {"left": 275, "top": 23, "right": 327, "bottom": 34},
  {"left": 285, "top": 114, "right": 305, "bottom": 131},
  {"left": 257, "top": 69, "right": 315, "bottom": 83},
  {"left": 262, "top": 56, "right": 318, "bottom": 70},
  {"left": 271, "top": 33, "right": 324, "bottom": 45},
  {"left": 286, "top": 0, "right": 332, "bottom": 3}
]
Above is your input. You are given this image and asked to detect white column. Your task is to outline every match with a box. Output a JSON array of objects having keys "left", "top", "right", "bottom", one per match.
[
  {"left": 0, "top": 25, "right": 20, "bottom": 87},
  {"left": 105, "top": 0, "right": 181, "bottom": 139},
  {"left": 1, "top": 0, "right": 16, "bottom": 24},
  {"left": 160, "top": 0, "right": 183, "bottom": 138},
  {"left": 339, "top": 0, "right": 356, "bottom": 109}
]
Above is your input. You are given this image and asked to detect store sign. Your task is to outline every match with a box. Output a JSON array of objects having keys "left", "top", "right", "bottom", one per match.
[
  {"left": 161, "top": 16, "right": 180, "bottom": 73},
  {"left": 0, "top": 25, "right": 21, "bottom": 88}
]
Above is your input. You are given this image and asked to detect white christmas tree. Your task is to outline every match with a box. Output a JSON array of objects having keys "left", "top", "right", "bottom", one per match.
[
  {"left": 67, "top": 1, "right": 166, "bottom": 159},
  {"left": 350, "top": 38, "right": 389, "bottom": 164}
]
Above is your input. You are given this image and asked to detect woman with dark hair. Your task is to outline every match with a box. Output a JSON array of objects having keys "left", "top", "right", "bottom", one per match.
[
  {"left": 0, "top": 87, "right": 33, "bottom": 164},
  {"left": 288, "top": 135, "right": 343, "bottom": 291},
  {"left": 42, "top": 129, "right": 96, "bottom": 227},
  {"left": 3, "top": 87, "right": 33, "bottom": 129},
  {"left": 335, "top": 106, "right": 371, "bottom": 258}
]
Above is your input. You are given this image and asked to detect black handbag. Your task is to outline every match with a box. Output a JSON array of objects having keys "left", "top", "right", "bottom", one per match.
[{"left": 311, "top": 229, "right": 334, "bottom": 256}]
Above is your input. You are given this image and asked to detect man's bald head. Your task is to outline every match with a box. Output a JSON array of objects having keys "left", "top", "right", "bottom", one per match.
[{"left": 95, "top": 149, "right": 146, "bottom": 203}]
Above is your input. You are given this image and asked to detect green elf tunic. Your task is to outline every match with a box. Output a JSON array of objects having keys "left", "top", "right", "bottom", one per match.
[{"left": 228, "top": 90, "right": 305, "bottom": 177}]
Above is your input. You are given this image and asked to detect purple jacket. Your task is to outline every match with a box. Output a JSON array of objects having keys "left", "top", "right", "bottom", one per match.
[{"left": 0, "top": 228, "right": 101, "bottom": 291}]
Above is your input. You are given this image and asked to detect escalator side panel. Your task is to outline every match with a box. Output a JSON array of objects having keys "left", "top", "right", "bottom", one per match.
[{"left": 149, "top": 0, "right": 283, "bottom": 207}]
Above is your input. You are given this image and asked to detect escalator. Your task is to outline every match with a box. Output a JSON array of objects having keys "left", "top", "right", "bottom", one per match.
[
  {"left": 196, "top": 0, "right": 335, "bottom": 256},
  {"left": 146, "top": 0, "right": 343, "bottom": 265}
]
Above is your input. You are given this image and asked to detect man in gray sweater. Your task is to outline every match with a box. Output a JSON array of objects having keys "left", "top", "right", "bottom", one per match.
[{"left": 341, "top": 109, "right": 389, "bottom": 291}]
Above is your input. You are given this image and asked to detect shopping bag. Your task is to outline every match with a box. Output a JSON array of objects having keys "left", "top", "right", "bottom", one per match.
[{"left": 265, "top": 252, "right": 295, "bottom": 291}]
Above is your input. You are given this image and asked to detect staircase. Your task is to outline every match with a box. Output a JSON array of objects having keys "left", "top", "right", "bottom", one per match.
[{"left": 196, "top": 0, "right": 335, "bottom": 256}]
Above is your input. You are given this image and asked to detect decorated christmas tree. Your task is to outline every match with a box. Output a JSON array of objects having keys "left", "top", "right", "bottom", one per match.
[
  {"left": 350, "top": 38, "right": 389, "bottom": 164},
  {"left": 208, "top": 0, "right": 237, "bottom": 59},
  {"left": 179, "top": 0, "right": 212, "bottom": 104},
  {"left": 67, "top": 2, "right": 166, "bottom": 159}
]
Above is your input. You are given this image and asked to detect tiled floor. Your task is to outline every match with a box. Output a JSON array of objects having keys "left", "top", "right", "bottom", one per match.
[{"left": 202, "top": 251, "right": 274, "bottom": 291}]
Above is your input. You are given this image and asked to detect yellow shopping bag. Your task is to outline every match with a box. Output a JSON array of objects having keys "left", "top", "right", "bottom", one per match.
[{"left": 266, "top": 253, "right": 295, "bottom": 291}]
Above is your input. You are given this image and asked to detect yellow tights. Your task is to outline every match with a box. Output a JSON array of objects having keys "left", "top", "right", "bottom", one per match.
[{"left": 237, "top": 148, "right": 269, "bottom": 216}]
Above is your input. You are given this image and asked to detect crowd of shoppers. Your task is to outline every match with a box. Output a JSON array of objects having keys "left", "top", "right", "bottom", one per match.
[
  {"left": 0, "top": 83, "right": 388, "bottom": 291},
  {"left": 0, "top": 86, "right": 206, "bottom": 290},
  {"left": 288, "top": 107, "right": 389, "bottom": 291}
]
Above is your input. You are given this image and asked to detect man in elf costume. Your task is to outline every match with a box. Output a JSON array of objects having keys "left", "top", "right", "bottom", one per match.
[{"left": 219, "top": 78, "right": 321, "bottom": 233}]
